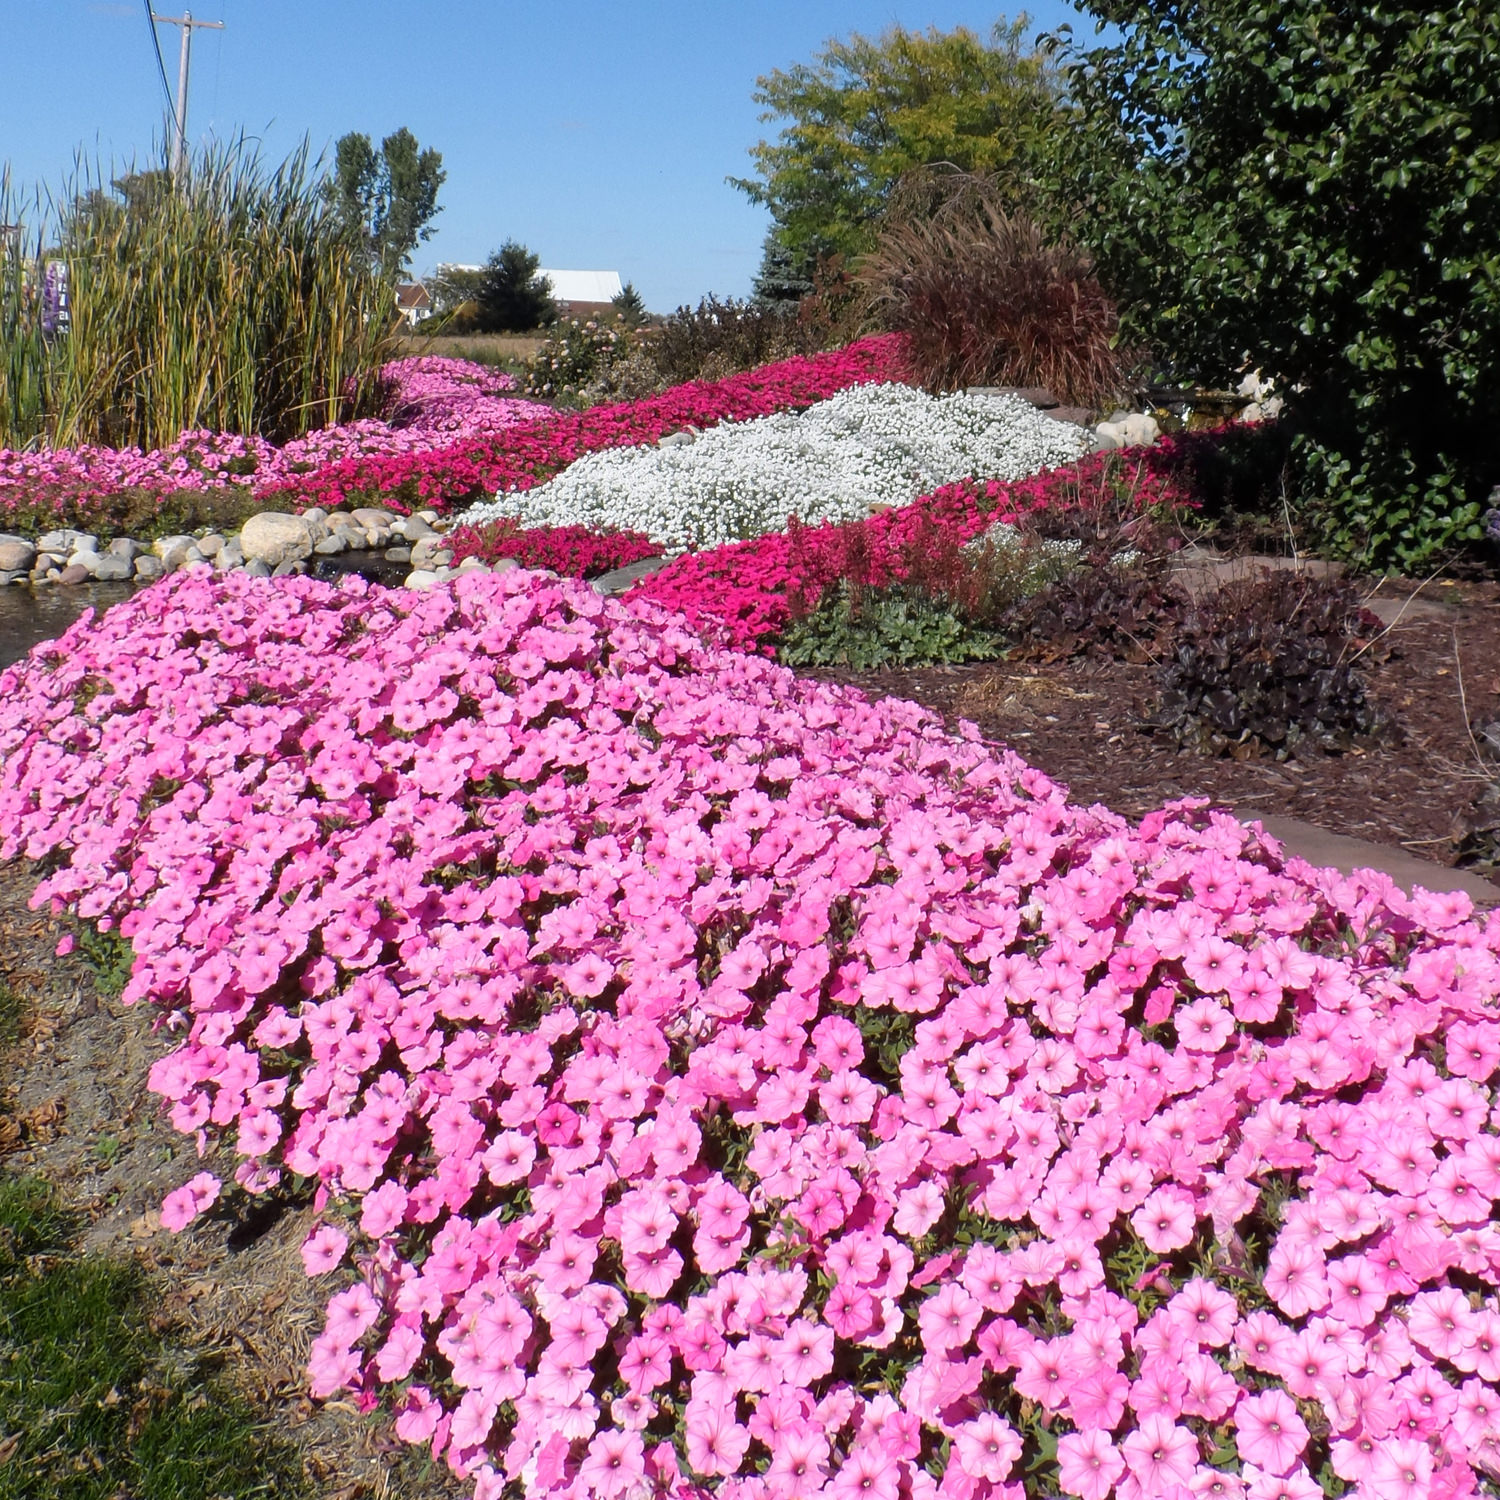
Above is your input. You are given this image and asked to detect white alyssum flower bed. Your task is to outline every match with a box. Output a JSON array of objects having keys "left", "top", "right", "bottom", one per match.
[{"left": 457, "top": 383, "right": 1089, "bottom": 550}]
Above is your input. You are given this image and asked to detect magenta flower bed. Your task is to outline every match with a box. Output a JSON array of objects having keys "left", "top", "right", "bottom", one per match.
[
  {"left": 632, "top": 444, "right": 1200, "bottom": 655},
  {"left": 0, "top": 355, "right": 547, "bottom": 520},
  {"left": 3, "top": 568, "right": 1499, "bottom": 1500},
  {"left": 446, "top": 519, "right": 660, "bottom": 579}
]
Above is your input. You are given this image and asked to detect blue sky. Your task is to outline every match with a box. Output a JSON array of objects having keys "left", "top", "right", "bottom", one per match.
[{"left": 3, "top": 0, "right": 1087, "bottom": 311}]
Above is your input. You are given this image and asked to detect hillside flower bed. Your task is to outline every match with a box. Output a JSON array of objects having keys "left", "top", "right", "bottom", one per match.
[
  {"left": 0, "top": 338, "right": 905, "bottom": 528},
  {"left": 2, "top": 567, "right": 1499, "bottom": 1500},
  {"left": 0, "top": 356, "right": 547, "bottom": 523},
  {"left": 457, "top": 385, "right": 1087, "bottom": 552},
  {"left": 253, "top": 337, "right": 910, "bottom": 518}
]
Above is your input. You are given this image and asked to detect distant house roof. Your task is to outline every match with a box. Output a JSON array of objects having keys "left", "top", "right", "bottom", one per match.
[
  {"left": 396, "top": 282, "right": 432, "bottom": 311},
  {"left": 539, "top": 269, "right": 622, "bottom": 304}
]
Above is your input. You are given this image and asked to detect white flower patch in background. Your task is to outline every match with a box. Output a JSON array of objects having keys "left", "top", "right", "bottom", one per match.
[{"left": 457, "top": 384, "right": 1089, "bottom": 550}]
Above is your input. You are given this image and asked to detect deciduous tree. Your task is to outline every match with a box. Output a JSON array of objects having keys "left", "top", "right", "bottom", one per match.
[
  {"left": 732, "top": 21, "right": 1062, "bottom": 294},
  {"left": 325, "top": 127, "right": 445, "bottom": 280},
  {"left": 1051, "top": 0, "right": 1500, "bottom": 568}
]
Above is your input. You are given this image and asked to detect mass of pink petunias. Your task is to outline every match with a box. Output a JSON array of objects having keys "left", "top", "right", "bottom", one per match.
[{"left": 2, "top": 562, "right": 1498, "bottom": 1500}]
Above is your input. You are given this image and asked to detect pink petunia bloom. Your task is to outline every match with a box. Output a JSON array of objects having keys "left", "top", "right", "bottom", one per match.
[
  {"left": 299, "top": 1223, "right": 348, "bottom": 1275},
  {"left": 685, "top": 1404, "right": 751, "bottom": 1478},
  {"left": 578, "top": 1428, "right": 646, "bottom": 1499},
  {"left": 1057, "top": 1429, "right": 1127, "bottom": 1500},
  {"left": 160, "top": 1171, "right": 222, "bottom": 1233},
  {"left": 776, "top": 1319, "right": 835, "bottom": 1386},
  {"left": 953, "top": 1412, "right": 1022, "bottom": 1483},
  {"left": 1132, "top": 1186, "right": 1198, "bottom": 1253},
  {"left": 1236, "top": 1389, "right": 1309, "bottom": 1475},
  {"left": 1121, "top": 1414, "right": 1199, "bottom": 1492}
]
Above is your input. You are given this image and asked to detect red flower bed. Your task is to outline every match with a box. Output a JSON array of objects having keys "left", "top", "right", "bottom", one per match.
[{"left": 255, "top": 337, "right": 909, "bottom": 516}]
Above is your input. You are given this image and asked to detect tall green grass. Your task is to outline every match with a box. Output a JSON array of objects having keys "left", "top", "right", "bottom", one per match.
[{"left": 0, "top": 141, "right": 397, "bottom": 452}]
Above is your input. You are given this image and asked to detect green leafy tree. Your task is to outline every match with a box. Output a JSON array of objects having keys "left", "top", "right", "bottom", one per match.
[
  {"left": 325, "top": 127, "right": 445, "bottom": 279},
  {"left": 477, "top": 241, "right": 556, "bottom": 332},
  {"left": 1051, "top": 0, "right": 1500, "bottom": 569},
  {"left": 732, "top": 21, "right": 1063, "bottom": 291},
  {"left": 427, "top": 265, "right": 486, "bottom": 320}
]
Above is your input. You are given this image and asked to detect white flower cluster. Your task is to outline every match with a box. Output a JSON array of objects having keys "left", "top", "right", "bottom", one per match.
[{"left": 457, "top": 384, "right": 1089, "bottom": 551}]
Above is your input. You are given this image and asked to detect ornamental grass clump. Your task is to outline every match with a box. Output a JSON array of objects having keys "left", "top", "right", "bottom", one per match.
[
  {"left": 3, "top": 567, "right": 1500, "bottom": 1500},
  {"left": 858, "top": 170, "right": 1126, "bottom": 410},
  {"left": 0, "top": 141, "right": 397, "bottom": 453}
]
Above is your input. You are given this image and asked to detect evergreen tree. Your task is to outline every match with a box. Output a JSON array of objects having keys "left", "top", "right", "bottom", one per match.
[{"left": 476, "top": 242, "right": 556, "bottom": 332}]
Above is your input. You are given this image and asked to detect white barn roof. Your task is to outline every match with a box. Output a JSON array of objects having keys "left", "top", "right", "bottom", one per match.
[{"left": 539, "top": 269, "right": 622, "bottom": 304}]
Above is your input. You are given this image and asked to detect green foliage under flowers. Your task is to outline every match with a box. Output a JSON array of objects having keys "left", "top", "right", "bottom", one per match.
[
  {"left": 0, "top": 141, "right": 397, "bottom": 452},
  {"left": 778, "top": 511, "right": 1095, "bottom": 670},
  {"left": 0, "top": 1173, "right": 306, "bottom": 1500},
  {"left": 778, "top": 578, "right": 1004, "bottom": 670},
  {"left": 72, "top": 922, "right": 135, "bottom": 1000},
  {"left": 1051, "top": 0, "right": 1500, "bottom": 571},
  {"left": 1151, "top": 571, "right": 1391, "bottom": 759}
]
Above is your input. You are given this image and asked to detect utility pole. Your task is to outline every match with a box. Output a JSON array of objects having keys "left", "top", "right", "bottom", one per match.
[{"left": 150, "top": 10, "right": 225, "bottom": 181}]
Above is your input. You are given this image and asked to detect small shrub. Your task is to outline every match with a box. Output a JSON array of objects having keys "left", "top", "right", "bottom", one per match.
[
  {"left": 777, "top": 511, "right": 1081, "bottom": 669},
  {"left": 521, "top": 317, "right": 638, "bottom": 407},
  {"left": 778, "top": 578, "right": 1003, "bottom": 669},
  {"left": 858, "top": 169, "right": 1125, "bottom": 407},
  {"left": 648, "top": 295, "right": 820, "bottom": 387},
  {"left": 1150, "top": 572, "right": 1391, "bottom": 758},
  {"left": 1003, "top": 561, "right": 1190, "bottom": 664},
  {"left": 1454, "top": 719, "right": 1500, "bottom": 874}
]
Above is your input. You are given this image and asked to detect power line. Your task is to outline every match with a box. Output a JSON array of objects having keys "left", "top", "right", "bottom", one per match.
[{"left": 142, "top": 0, "right": 175, "bottom": 118}]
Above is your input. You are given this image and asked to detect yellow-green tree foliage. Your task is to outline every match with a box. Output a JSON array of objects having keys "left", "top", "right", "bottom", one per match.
[{"left": 732, "top": 21, "right": 1062, "bottom": 292}]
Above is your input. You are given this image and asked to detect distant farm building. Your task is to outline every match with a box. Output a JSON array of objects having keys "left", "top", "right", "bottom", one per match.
[
  {"left": 537, "top": 269, "right": 624, "bottom": 319},
  {"left": 395, "top": 282, "right": 432, "bottom": 327}
]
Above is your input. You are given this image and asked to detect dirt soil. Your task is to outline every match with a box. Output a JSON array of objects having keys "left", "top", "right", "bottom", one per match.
[{"left": 807, "top": 572, "right": 1500, "bottom": 871}]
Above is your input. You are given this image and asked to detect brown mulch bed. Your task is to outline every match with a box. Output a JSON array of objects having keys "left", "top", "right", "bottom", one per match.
[{"left": 806, "top": 573, "right": 1500, "bottom": 869}]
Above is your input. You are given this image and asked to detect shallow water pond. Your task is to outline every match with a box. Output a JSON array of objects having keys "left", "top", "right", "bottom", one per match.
[{"left": 0, "top": 582, "right": 137, "bottom": 672}]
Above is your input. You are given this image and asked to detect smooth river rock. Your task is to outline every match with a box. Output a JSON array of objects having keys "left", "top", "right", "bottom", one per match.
[{"left": 239, "top": 512, "right": 314, "bottom": 566}]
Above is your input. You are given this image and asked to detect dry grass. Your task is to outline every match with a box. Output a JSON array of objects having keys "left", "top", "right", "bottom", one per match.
[
  {"left": 859, "top": 168, "right": 1126, "bottom": 408},
  {"left": 397, "top": 331, "right": 549, "bottom": 363},
  {"left": 955, "top": 669, "right": 1098, "bottom": 721}
]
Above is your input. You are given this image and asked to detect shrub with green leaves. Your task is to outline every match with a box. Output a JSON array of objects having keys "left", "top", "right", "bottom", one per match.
[
  {"left": 1052, "top": 0, "right": 1500, "bottom": 571},
  {"left": 778, "top": 578, "right": 1003, "bottom": 670},
  {"left": 521, "top": 317, "right": 644, "bottom": 407}
]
